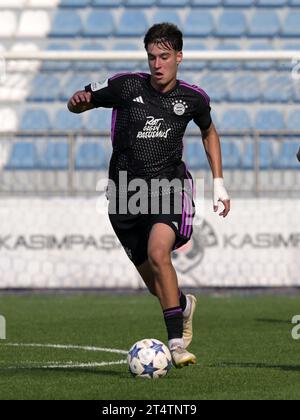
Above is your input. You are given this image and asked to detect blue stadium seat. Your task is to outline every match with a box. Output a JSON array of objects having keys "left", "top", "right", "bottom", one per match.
[
  {"left": 221, "top": 141, "right": 240, "bottom": 169},
  {"left": 54, "top": 109, "right": 84, "bottom": 131},
  {"left": 109, "top": 43, "right": 140, "bottom": 72},
  {"left": 84, "top": 11, "right": 115, "bottom": 37},
  {"left": 60, "top": 0, "right": 90, "bottom": 7},
  {"left": 256, "top": 0, "right": 286, "bottom": 6},
  {"left": 152, "top": 11, "right": 182, "bottom": 27},
  {"left": 87, "top": 109, "right": 112, "bottom": 131},
  {"left": 40, "top": 142, "right": 69, "bottom": 170},
  {"left": 279, "top": 44, "right": 300, "bottom": 71},
  {"left": 75, "top": 142, "right": 107, "bottom": 170},
  {"left": 157, "top": 0, "right": 189, "bottom": 6},
  {"left": 249, "top": 11, "right": 280, "bottom": 37},
  {"left": 259, "top": 140, "right": 274, "bottom": 169},
  {"left": 91, "top": 0, "right": 122, "bottom": 6},
  {"left": 29, "top": 75, "right": 60, "bottom": 102},
  {"left": 6, "top": 142, "right": 38, "bottom": 170},
  {"left": 76, "top": 43, "right": 106, "bottom": 72},
  {"left": 125, "top": 0, "right": 156, "bottom": 5},
  {"left": 50, "top": 11, "right": 82, "bottom": 37},
  {"left": 200, "top": 74, "right": 227, "bottom": 102},
  {"left": 20, "top": 109, "right": 51, "bottom": 131},
  {"left": 60, "top": 75, "right": 91, "bottom": 102},
  {"left": 220, "top": 109, "right": 252, "bottom": 131},
  {"left": 184, "top": 11, "right": 214, "bottom": 37},
  {"left": 287, "top": 109, "right": 300, "bottom": 130},
  {"left": 282, "top": 12, "right": 300, "bottom": 37},
  {"left": 182, "top": 43, "right": 207, "bottom": 71},
  {"left": 240, "top": 142, "right": 254, "bottom": 170},
  {"left": 222, "top": 0, "right": 254, "bottom": 5},
  {"left": 190, "top": 0, "right": 221, "bottom": 6},
  {"left": 216, "top": 11, "right": 247, "bottom": 38},
  {"left": 263, "top": 75, "right": 293, "bottom": 103},
  {"left": 255, "top": 109, "right": 285, "bottom": 131},
  {"left": 289, "top": 0, "right": 300, "bottom": 6},
  {"left": 210, "top": 44, "right": 241, "bottom": 71},
  {"left": 245, "top": 43, "right": 275, "bottom": 71},
  {"left": 184, "top": 141, "right": 209, "bottom": 170},
  {"left": 42, "top": 43, "right": 73, "bottom": 72},
  {"left": 228, "top": 75, "right": 260, "bottom": 102},
  {"left": 274, "top": 141, "right": 300, "bottom": 169},
  {"left": 117, "top": 11, "right": 148, "bottom": 37}
]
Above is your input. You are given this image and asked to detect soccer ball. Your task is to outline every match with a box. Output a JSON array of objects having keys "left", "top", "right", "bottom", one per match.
[{"left": 127, "top": 338, "right": 172, "bottom": 379}]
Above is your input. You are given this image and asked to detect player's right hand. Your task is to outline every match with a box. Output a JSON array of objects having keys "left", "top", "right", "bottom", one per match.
[{"left": 69, "top": 90, "right": 92, "bottom": 107}]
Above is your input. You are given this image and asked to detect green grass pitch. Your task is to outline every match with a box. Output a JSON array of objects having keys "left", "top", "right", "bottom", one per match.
[{"left": 0, "top": 293, "right": 300, "bottom": 400}]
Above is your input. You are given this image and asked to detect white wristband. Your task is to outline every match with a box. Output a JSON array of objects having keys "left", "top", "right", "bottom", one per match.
[{"left": 213, "top": 178, "right": 230, "bottom": 208}]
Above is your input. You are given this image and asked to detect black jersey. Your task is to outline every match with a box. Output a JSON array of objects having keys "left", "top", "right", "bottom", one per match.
[{"left": 85, "top": 72, "right": 211, "bottom": 196}]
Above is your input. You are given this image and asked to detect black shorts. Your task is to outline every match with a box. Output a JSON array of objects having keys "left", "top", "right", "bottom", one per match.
[{"left": 108, "top": 188, "right": 195, "bottom": 267}]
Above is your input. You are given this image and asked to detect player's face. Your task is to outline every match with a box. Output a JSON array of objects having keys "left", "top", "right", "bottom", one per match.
[{"left": 147, "top": 43, "right": 183, "bottom": 91}]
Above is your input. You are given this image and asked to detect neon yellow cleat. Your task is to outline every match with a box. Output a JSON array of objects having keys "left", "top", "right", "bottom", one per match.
[
  {"left": 171, "top": 346, "right": 196, "bottom": 369},
  {"left": 183, "top": 294, "right": 197, "bottom": 349}
]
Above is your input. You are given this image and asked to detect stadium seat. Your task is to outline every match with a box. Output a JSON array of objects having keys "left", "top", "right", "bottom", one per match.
[
  {"left": 221, "top": 141, "right": 241, "bottom": 169},
  {"left": 0, "top": 108, "right": 18, "bottom": 132},
  {"left": 222, "top": 0, "right": 253, "bottom": 5},
  {"left": 289, "top": 0, "right": 300, "bottom": 6},
  {"left": 287, "top": 109, "right": 300, "bottom": 130},
  {"left": 76, "top": 43, "right": 106, "bottom": 72},
  {"left": 40, "top": 142, "right": 69, "bottom": 170},
  {"left": 6, "top": 142, "right": 38, "bottom": 170},
  {"left": 42, "top": 43, "right": 73, "bottom": 72},
  {"left": 210, "top": 44, "right": 241, "bottom": 71},
  {"left": 108, "top": 43, "right": 140, "bottom": 72},
  {"left": 259, "top": 140, "right": 274, "bottom": 169},
  {"left": 117, "top": 11, "right": 148, "bottom": 37},
  {"left": 274, "top": 140, "right": 300, "bottom": 169},
  {"left": 249, "top": 11, "right": 280, "bottom": 37},
  {"left": 87, "top": 109, "right": 112, "bottom": 131},
  {"left": 190, "top": 0, "right": 221, "bottom": 6},
  {"left": 0, "top": 11, "right": 17, "bottom": 37},
  {"left": 20, "top": 109, "right": 51, "bottom": 131},
  {"left": 245, "top": 43, "right": 275, "bottom": 71},
  {"left": 200, "top": 74, "right": 227, "bottom": 102},
  {"left": 152, "top": 11, "right": 182, "bottom": 27},
  {"left": 91, "top": 0, "right": 122, "bottom": 6},
  {"left": 75, "top": 142, "right": 107, "bottom": 170},
  {"left": 0, "top": 0, "right": 26, "bottom": 7},
  {"left": 125, "top": 0, "right": 156, "bottom": 6},
  {"left": 60, "top": 0, "right": 90, "bottom": 7},
  {"left": 256, "top": 0, "right": 286, "bottom": 6},
  {"left": 184, "top": 11, "right": 214, "bottom": 37},
  {"left": 50, "top": 11, "right": 82, "bottom": 37},
  {"left": 282, "top": 12, "right": 300, "bottom": 37},
  {"left": 184, "top": 141, "right": 209, "bottom": 170},
  {"left": 255, "top": 109, "right": 285, "bottom": 131},
  {"left": 17, "top": 11, "right": 51, "bottom": 38},
  {"left": 29, "top": 75, "right": 60, "bottom": 102},
  {"left": 54, "top": 109, "right": 84, "bottom": 131},
  {"left": 84, "top": 11, "right": 115, "bottom": 37},
  {"left": 60, "top": 75, "right": 91, "bottom": 102},
  {"left": 157, "top": 0, "right": 190, "bottom": 6},
  {"left": 216, "top": 11, "right": 247, "bottom": 38},
  {"left": 263, "top": 75, "right": 293, "bottom": 103},
  {"left": 279, "top": 44, "right": 300, "bottom": 71},
  {"left": 228, "top": 75, "right": 260, "bottom": 102},
  {"left": 220, "top": 109, "right": 252, "bottom": 131},
  {"left": 240, "top": 142, "right": 254, "bottom": 170},
  {"left": 182, "top": 43, "right": 207, "bottom": 71}
]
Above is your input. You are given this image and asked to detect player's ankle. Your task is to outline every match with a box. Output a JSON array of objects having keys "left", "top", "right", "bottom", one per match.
[{"left": 168, "top": 338, "right": 184, "bottom": 351}]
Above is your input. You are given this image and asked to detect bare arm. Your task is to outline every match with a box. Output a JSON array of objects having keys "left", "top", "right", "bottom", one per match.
[
  {"left": 67, "top": 90, "right": 95, "bottom": 114},
  {"left": 201, "top": 122, "right": 231, "bottom": 217}
]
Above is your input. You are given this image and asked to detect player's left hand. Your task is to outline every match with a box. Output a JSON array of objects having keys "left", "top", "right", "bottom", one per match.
[{"left": 213, "top": 178, "right": 230, "bottom": 218}]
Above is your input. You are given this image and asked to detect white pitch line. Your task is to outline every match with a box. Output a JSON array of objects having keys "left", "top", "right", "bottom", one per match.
[
  {"left": 43, "top": 360, "right": 128, "bottom": 369},
  {"left": 3, "top": 342, "right": 128, "bottom": 355}
]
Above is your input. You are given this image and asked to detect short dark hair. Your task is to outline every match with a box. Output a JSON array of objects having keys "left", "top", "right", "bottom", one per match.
[{"left": 144, "top": 23, "right": 183, "bottom": 52}]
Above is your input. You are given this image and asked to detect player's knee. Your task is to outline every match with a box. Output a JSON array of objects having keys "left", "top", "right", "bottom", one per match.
[{"left": 148, "top": 248, "right": 172, "bottom": 272}]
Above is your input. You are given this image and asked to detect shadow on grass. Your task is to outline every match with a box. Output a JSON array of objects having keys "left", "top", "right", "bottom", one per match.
[{"left": 211, "top": 362, "right": 300, "bottom": 372}]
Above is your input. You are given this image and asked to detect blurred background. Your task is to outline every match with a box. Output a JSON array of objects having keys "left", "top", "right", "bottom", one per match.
[{"left": 0, "top": 0, "right": 299, "bottom": 290}]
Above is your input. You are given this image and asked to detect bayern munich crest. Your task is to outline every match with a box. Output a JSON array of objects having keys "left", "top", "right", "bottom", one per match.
[{"left": 172, "top": 100, "right": 188, "bottom": 116}]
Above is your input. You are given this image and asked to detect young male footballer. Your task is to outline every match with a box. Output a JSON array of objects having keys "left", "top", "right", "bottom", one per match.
[{"left": 68, "top": 23, "right": 230, "bottom": 368}]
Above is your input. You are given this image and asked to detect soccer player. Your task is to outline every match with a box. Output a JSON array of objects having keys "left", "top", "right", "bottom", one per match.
[{"left": 68, "top": 23, "right": 230, "bottom": 368}]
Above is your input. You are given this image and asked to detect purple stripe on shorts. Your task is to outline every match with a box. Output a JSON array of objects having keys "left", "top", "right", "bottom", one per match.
[
  {"left": 179, "top": 81, "right": 210, "bottom": 105},
  {"left": 111, "top": 108, "right": 117, "bottom": 145}
]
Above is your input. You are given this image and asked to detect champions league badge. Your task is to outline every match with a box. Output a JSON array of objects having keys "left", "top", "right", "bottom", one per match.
[{"left": 172, "top": 100, "right": 188, "bottom": 116}]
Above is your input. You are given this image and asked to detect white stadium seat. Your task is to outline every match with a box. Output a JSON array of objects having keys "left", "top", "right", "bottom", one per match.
[
  {"left": 0, "top": 11, "right": 17, "bottom": 38},
  {"left": 0, "top": 0, "right": 26, "bottom": 8},
  {"left": 17, "top": 11, "right": 50, "bottom": 38},
  {"left": 8, "top": 43, "right": 40, "bottom": 73},
  {"left": 0, "top": 108, "right": 18, "bottom": 132},
  {"left": 27, "top": 0, "right": 60, "bottom": 7}
]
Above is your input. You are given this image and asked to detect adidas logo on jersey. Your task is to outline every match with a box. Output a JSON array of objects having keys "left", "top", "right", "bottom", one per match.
[{"left": 133, "top": 96, "right": 144, "bottom": 104}]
